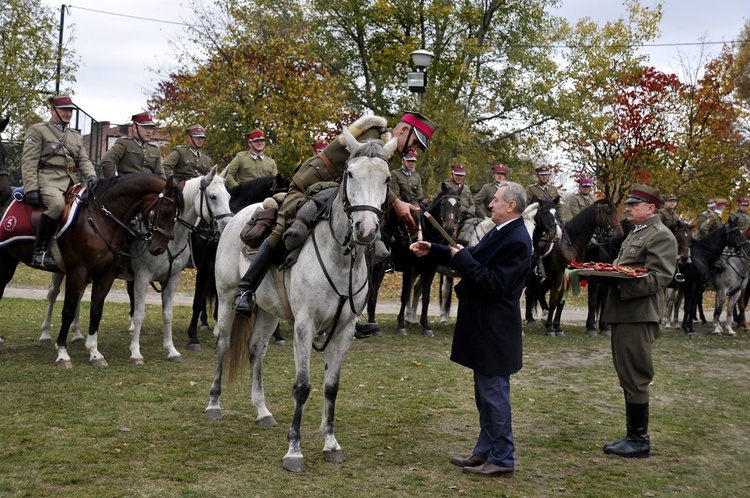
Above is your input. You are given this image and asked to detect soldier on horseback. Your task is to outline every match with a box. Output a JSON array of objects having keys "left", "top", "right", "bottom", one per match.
[
  {"left": 20, "top": 95, "right": 98, "bottom": 269},
  {"left": 233, "top": 111, "right": 438, "bottom": 318},
  {"left": 163, "top": 124, "right": 213, "bottom": 183}
]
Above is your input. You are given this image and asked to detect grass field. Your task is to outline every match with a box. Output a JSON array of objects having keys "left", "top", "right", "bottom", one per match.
[{"left": 1, "top": 291, "right": 749, "bottom": 497}]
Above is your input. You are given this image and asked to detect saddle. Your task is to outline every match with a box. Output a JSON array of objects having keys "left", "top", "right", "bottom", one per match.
[{"left": 0, "top": 184, "right": 86, "bottom": 249}]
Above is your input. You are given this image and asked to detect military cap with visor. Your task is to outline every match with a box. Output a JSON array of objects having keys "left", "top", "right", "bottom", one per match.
[
  {"left": 492, "top": 165, "right": 507, "bottom": 174},
  {"left": 49, "top": 95, "right": 77, "bottom": 109},
  {"left": 132, "top": 112, "right": 156, "bottom": 126},
  {"left": 624, "top": 184, "right": 662, "bottom": 209},
  {"left": 399, "top": 111, "right": 438, "bottom": 151},
  {"left": 246, "top": 128, "right": 266, "bottom": 141},
  {"left": 450, "top": 164, "right": 467, "bottom": 175},
  {"left": 186, "top": 125, "right": 206, "bottom": 137}
]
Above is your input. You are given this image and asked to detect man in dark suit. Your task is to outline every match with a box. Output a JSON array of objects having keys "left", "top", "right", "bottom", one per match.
[{"left": 410, "top": 181, "right": 532, "bottom": 477}]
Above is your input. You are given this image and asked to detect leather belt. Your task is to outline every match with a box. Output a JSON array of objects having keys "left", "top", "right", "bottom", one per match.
[
  {"left": 319, "top": 152, "right": 341, "bottom": 182},
  {"left": 42, "top": 164, "right": 78, "bottom": 174}
]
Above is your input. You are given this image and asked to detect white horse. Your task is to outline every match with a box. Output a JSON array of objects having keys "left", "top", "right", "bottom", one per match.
[
  {"left": 205, "top": 129, "right": 396, "bottom": 472},
  {"left": 708, "top": 244, "right": 750, "bottom": 336},
  {"left": 39, "top": 167, "right": 232, "bottom": 364}
]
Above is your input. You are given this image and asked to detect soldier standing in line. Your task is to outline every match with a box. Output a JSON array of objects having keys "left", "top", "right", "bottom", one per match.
[
  {"left": 566, "top": 177, "right": 595, "bottom": 220},
  {"left": 473, "top": 165, "right": 507, "bottom": 219},
  {"left": 695, "top": 198, "right": 725, "bottom": 239},
  {"left": 223, "top": 129, "right": 277, "bottom": 190},
  {"left": 526, "top": 165, "right": 562, "bottom": 219},
  {"left": 163, "top": 125, "right": 213, "bottom": 183},
  {"left": 658, "top": 194, "right": 680, "bottom": 228},
  {"left": 21, "top": 95, "right": 98, "bottom": 269},
  {"left": 728, "top": 198, "right": 750, "bottom": 230},
  {"left": 100, "top": 112, "right": 165, "bottom": 179}
]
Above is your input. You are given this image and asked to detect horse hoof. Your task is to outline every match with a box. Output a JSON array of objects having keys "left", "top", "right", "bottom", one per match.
[
  {"left": 395, "top": 328, "right": 407, "bottom": 336},
  {"left": 204, "top": 409, "right": 223, "bottom": 421},
  {"left": 200, "top": 325, "right": 209, "bottom": 331},
  {"left": 129, "top": 358, "right": 145, "bottom": 366},
  {"left": 555, "top": 330, "right": 565, "bottom": 337},
  {"left": 55, "top": 359, "right": 73, "bottom": 369},
  {"left": 90, "top": 358, "right": 108, "bottom": 368},
  {"left": 187, "top": 343, "right": 202, "bottom": 352},
  {"left": 545, "top": 330, "right": 555, "bottom": 337},
  {"left": 439, "top": 317, "right": 449, "bottom": 325},
  {"left": 70, "top": 335, "right": 85, "bottom": 345},
  {"left": 39, "top": 338, "right": 53, "bottom": 346},
  {"left": 168, "top": 355, "right": 184, "bottom": 363},
  {"left": 257, "top": 415, "right": 277, "bottom": 427},
  {"left": 283, "top": 457, "right": 305, "bottom": 472},
  {"left": 422, "top": 329, "right": 434, "bottom": 337},
  {"left": 324, "top": 449, "right": 347, "bottom": 464},
  {"left": 405, "top": 319, "right": 418, "bottom": 326},
  {"left": 600, "top": 330, "right": 611, "bottom": 337},
  {"left": 526, "top": 319, "right": 536, "bottom": 325},
  {"left": 586, "top": 329, "right": 598, "bottom": 337}
]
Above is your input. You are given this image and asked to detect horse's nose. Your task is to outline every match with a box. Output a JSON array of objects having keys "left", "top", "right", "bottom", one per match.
[
  {"left": 150, "top": 247, "right": 166, "bottom": 256},
  {"left": 354, "top": 219, "right": 378, "bottom": 245}
]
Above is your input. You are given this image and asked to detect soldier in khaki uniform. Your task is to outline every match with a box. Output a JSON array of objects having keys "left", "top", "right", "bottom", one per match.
[
  {"left": 695, "top": 198, "right": 725, "bottom": 239},
  {"left": 600, "top": 184, "right": 677, "bottom": 459},
  {"left": 440, "top": 164, "right": 474, "bottom": 219},
  {"left": 234, "top": 111, "right": 438, "bottom": 317},
  {"left": 389, "top": 151, "right": 424, "bottom": 204},
  {"left": 728, "top": 198, "right": 750, "bottom": 230},
  {"left": 163, "top": 125, "right": 212, "bottom": 183},
  {"left": 224, "top": 129, "right": 277, "bottom": 189},
  {"left": 658, "top": 194, "right": 680, "bottom": 228},
  {"left": 100, "top": 112, "right": 165, "bottom": 179},
  {"left": 566, "top": 177, "right": 594, "bottom": 219},
  {"left": 21, "top": 95, "right": 98, "bottom": 269},
  {"left": 526, "top": 164, "right": 563, "bottom": 219},
  {"left": 473, "top": 165, "right": 506, "bottom": 218}
]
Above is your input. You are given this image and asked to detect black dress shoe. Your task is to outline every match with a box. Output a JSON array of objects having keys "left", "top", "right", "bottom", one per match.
[
  {"left": 449, "top": 455, "right": 485, "bottom": 468},
  {"left": 462, "top": 462, "right": 514, "bottom": 477}
]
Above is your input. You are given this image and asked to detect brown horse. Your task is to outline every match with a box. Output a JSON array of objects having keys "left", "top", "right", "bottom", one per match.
[
  {"left": 0, "top": 173, "right": 182, "bottom": 367},
  {"left": 541, "top": 199, "right": 623, "bottom": 336}
]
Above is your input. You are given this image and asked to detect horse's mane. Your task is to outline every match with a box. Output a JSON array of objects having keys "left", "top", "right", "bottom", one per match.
[
  {"left": 228, "top": 175, "right": 287, "bottom": 214},
  {"left": 565, "top": 199, "right": 610, "bottom": 242},
  {"left": 349, "top": 139, "right": 388, "bottom": 162}
]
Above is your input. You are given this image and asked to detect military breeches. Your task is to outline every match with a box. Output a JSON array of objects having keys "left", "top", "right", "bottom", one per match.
[
  {"left": 610, "top": 321, "right": 662, "bottom": 404},
  {"left": 40, "top": 185, "right": 66, "bottom": 219},
  {"left": 267, "top": 186, "right": 308, "bottom": 249}
]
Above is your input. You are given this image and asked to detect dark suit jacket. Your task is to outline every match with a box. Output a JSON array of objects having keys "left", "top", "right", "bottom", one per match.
[{"left": 429, "top": 216, "right": 532, "bottom": 376}]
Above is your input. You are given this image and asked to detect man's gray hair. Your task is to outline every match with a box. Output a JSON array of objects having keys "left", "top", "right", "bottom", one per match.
[{"left": 499, "top": 181, "right": 527, "bottom": 213}]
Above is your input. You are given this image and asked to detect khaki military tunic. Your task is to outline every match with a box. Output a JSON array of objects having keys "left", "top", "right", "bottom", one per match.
[
  {"left": 659, "top": 207, "right": 679, "bottom": 228},
  {"left": 100, "top": 137, "right": 165, "bottom": 179},
  {"left": 695, "top": 209, "right": 722, "bottom": 239},
  {"left": 473, "top": 183, "right": 499, "bottom": 218},
  {"left": 602, "top": 215, "right": 677, "bottom": 403},
  {"left": 566, "top": 192, "right": 594, "bottom": 220},
  {"left": 441, "top": 178, "right": 473, "bottom": 213},
  {"left": 526, "top": 182, "right": 563, "bottom": 220},
  {"left": 389, "top": 168, "right": 424, "bottom": 204},
  {"left": 728, "top": 210, "right": 750, "bottom": 230},
  {"left": 267, "top": 124, "right": 389, "bottom": 248},
  {"left": 21, "top": 121, "right": 97, "bottom": 218},
  {"left": 163, "top": 145, "right": 212, "bottom": 183},
  {"left": 224, "top": 152, "right": 277, "bottom": 189}
]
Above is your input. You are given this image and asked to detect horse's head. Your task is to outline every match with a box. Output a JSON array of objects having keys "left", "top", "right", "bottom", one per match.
[
  {"left": 142, "top": 176, "right": 183, "bottom": 255},
  {"left": 725, "top": 218, "right": 750, "bottom": 256},
  {"left": 594, "top": 199, "right": 624, "bottom": 237},
  {"left": 670, "top": 220, "right": 693, "bottom": 264},
  {"left": 341, "top": 127, "right": 396, "bottom": 245},
  {"left": 186, "top": 166, "right": 233, "bottom": 233},
  {"left": 428, "top": 185, "right": 461, "bottom": 241},
  {"left": 537, "top": 199, "right": 563, "bottom": 242}
]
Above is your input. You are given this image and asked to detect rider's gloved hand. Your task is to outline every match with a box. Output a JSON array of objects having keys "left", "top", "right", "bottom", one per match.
[
  {"left": 86, "top": 175, "right": 99, "bottom": 190},
  {"left": 25, "top": 189, "right": 42, "bottom": 208}
]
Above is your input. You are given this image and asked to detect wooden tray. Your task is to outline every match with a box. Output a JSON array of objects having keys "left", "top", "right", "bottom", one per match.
[{"left": 573, "top": 269, "right": 647, "bottom": 279}]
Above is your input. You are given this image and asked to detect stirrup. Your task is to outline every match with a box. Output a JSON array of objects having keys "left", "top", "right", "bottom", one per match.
[
  {"left": 233, "top": 290, "right": 256, "bottom": 318},
  {"left": 31, "top": 251, "right": 55, "bottom": 270}
]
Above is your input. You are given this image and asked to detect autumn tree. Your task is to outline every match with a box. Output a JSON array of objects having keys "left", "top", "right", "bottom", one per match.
[
  {"left": 732, "top": 20, "right": 750, "bottom": 102},
  {"left": 0, "top": 0, "right": 79, "bottom": 138},
  {"left": 149, "top": 0, "right": 351, "bottom": 172}
]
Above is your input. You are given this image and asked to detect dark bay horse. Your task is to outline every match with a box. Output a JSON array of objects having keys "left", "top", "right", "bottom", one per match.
[
  {"left": 0, "top": 174, "right": 182, "bottom": 367},
  {"left": 539, "top": 199, "right": 623, "bottom": 336},
  {"left": 680, "top": 220, "right": 749, "bottom": 335},
  {"left": 186, "top": 174, "right": 289, "bottom": 350}
]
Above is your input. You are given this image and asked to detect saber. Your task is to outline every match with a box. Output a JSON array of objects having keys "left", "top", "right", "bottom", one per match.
[{"left": 423, "top": 212, "right": 458, "bottom": 248}]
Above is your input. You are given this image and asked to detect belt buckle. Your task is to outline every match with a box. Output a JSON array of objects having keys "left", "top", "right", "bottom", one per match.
[{"left": 67, "top": 164, "right": 76, "bottom": 174}]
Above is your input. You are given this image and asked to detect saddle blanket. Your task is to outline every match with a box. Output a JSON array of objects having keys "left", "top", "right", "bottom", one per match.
[{"left": 0, "top": 192, "right": 84, "bottom": 248}]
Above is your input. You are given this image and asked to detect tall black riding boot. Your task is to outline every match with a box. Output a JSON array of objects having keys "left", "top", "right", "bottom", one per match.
[
  {"left": 603, "top": 402, "right": 650, "bottom": 458},
  {"left": 234, "top": 240, "right": 276, "bottom": 318},
  {"left": 30, "top": 214, "right": 58, "bottom": 269}
]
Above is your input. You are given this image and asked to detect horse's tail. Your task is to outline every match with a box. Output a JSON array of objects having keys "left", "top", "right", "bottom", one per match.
[{"left": 225, "top": 314, "right": 254, "bottom": 386}]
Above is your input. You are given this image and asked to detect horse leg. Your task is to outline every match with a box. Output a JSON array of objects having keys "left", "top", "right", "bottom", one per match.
[
  {"left": 84, "top": 274, "right": 115, "bottom": 367},
  {"left": 160, "top": 274, "right": 184, "bottom": 362},
  {"left": 407, "top": 275, "right": 420, "bottom": 325},
  {"left": 396, "top": 271, "right": 413, "bottom": 335},
  {"left": 40, "top": 273, "right": 64, "bottom": 344},
  {"left": 204, "top": 290, "right": 236, "bottom": 421},
  {"left": 187, "top": 263, "right": 211, "bottom": 350},
  {"left": 420, "top": 270, "right": 435, "bottom": 337},
  {"left": 318, "top": 319, "right": 355, "bottom": 467},
  {"left": 249, "top": 310, "right": 278, "bottom": 426},
  {"left": 664, "top": 288, "right": 675, "bottom": 329},
  {"left": 439, "top": 274, "right": 453, "bottom": 324},
  {"left": 681, "top": 284, "right": 695, "bottom": 335},
  {"left": 127, "top": 280, "right": 136, "bottom": 333},
  {"left": 585, "top": 281, "right": 599, "bottom": 337},
  {"left": 724, "top": 289, "right": 742, "bottom": 336},
  {"left": 712, "top": 288, "right": 726, "bottom": 335},
  {"left": 0, "top": 255, "right": 20, "bottom": 350},
  {"left": 128, "top": 274, "right": 151, "bottom": 365},
  {"left": 283, "top": 318, "right": 314, "bottom": 472},
  {"left": 739, "top": 287, "right": 750, "bottom": 331}
]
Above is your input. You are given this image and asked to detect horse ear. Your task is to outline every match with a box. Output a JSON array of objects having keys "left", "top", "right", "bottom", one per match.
[
  {"left": 206, "top": 165, "right": 217, "bottom": 181},
  {"left": 218, "top": 166, "right": 229, "bottom": 179},
  {"left": 383, "top": 136, "right": 398, "bottom": 158},
  {"left": 342, "top": 127, "right": 360, "bottom": 153},
  {"left": 0, "top": 116, "right": 8, "bottom": 133}
]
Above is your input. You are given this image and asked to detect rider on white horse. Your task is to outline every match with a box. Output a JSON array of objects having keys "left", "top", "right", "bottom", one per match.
[{"left": 233, "top": 111, "right": 439, "bottom": 317}]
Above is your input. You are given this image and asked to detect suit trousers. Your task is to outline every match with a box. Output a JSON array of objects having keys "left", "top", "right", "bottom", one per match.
[
  {"left": 611, "top": 321, "right": 662, "bottom": 404},
  {"left": 472, "top": 371, "right": 514, "bottom": 467}
]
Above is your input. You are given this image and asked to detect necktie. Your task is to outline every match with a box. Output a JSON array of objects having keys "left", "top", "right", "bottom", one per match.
[{"left": 477, "top": 227, "right": 499, "bottom": 248}]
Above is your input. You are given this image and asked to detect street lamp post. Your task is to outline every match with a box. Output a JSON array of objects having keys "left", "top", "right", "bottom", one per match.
[{"left": 407, "top": 49, "right": 434, "bottom": 110}]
